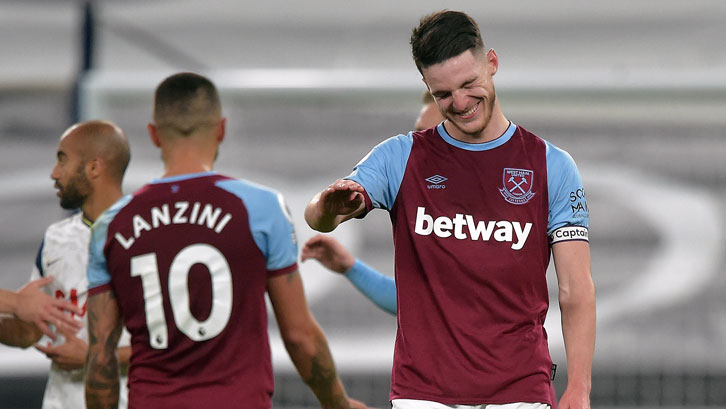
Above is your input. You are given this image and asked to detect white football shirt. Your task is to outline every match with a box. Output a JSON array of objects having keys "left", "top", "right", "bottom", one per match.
[{"left": 31, "top": 212, "right": 130, "bottom": 409}]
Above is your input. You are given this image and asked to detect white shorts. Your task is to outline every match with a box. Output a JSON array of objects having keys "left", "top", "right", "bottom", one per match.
[{"left": 391, "top": 399, "right": 550, "bottom": 409}]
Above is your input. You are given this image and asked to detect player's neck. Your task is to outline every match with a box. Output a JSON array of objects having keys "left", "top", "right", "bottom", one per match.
[
  {"left": 83, "top": 185, "right": 123, "bottom": 223},
  {"left": 162, "top": 162, "right": 214, "bottom": 178},
  {"left": 161, "top": 147, "right": 215, "bottom": 178}
]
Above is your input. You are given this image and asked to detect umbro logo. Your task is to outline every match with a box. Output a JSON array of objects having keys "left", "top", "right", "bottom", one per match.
[
  {"left": 425, "top": 175, "right": 447, "bottom": 190},
  {"left": 425, "top": 175, "right": 447, "bottom": 184}
]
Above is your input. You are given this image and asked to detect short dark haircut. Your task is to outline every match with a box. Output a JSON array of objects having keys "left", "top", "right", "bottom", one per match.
[
  {"left": 410, "top": 10, "right": 485, "bottom": 72},
  {"left": 153, "top": 72, "right": 221, "bottom": 127}
]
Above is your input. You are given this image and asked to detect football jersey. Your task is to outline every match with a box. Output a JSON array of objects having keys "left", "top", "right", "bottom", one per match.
[
  {"left": 347, "top": 122, "right": 589, "bottom": 406},
  {"left": 87, "top": 172, "right": 298, "bottom": 409},
  {"left": 31, "top": 212, "right": 129, "bottom": 409}
]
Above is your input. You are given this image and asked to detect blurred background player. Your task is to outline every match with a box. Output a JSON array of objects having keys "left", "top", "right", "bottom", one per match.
[
  {"left": 0, "top": 120, "right": 132, "bottom": 409},
  {"left": 414, "top": 91, "right": 444, "bottom": 132},
  {"left": 305, "top": 10, "right": 595, "bottom": 409},
  {"left": 302, "top": 234, "right": 395, "bottom": 315},
  {"left": 300, "top": 90, "right": 444, "bottom": 315},
  {"left": 0, "top": 279, "right": 82, "bottom": 336},
  {"left": 84, "top": 72, "right": 368, "bottom": 409}
]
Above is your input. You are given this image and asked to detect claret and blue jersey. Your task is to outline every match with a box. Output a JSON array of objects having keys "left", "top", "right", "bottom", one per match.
[
  {"left": 347, "top": 122, "right": 589, "bottom": 406},
  {"left": 87, "top": 171, "right": 298, "bottom": 409}
]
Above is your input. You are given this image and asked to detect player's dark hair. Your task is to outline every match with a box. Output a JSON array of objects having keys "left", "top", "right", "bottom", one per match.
[
  {"left": 153, "top": 72, "right": 221, "bottom": 126},
  {"left": 410, "top": 10, "right": 485, "bottom": 73}
]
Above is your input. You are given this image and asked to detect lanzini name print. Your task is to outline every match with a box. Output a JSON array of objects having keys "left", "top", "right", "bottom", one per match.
[{"left": 114, "top": 201, "right": 233, "bottom": 250}]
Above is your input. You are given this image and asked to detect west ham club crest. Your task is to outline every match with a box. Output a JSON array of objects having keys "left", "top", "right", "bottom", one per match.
[{"left": 499, "top": 168, "right": 536, "bottom": 205}]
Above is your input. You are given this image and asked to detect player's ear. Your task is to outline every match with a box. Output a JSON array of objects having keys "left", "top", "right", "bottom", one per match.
[
  {"left": 86, "top": 158, "right": 102, "bottom": 179},
  {"left": 216, "top": 118, "right": 226, "bottom": 144},
  {"left": 148, "top": 123, "right": 161, "bottom": 148},
  {"left": 486, "top": 48, "right": 499, "bottom": 76}
]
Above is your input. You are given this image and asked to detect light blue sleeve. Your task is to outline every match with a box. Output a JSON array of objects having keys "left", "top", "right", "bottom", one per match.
[
  {"left": 546, "top": 141, "right": 589, "bottom": 234},
  {"left": 345, "top": 259, "right": 396, "bottom": 315},
  {"left": 88, "top": 195, "right": 132, "bottom": 290},
  {"left": 216, "top": 179, "right": 298, "bottom": 272},
  {"left": 346, "top": 133, "right": 414, "bottom": 211}
]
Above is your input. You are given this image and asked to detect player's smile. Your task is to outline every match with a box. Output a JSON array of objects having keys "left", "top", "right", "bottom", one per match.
[{"left": 453, "top": 100, "right": 480, "bottom": 120}]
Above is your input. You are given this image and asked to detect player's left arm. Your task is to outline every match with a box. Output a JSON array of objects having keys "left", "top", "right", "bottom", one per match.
[
  {"left": 85, "top": 290, "right": 123, "bottom": 409},
  {"left": 553, "top": 240, "right": 595, "bottom": 409},
  {"left": 545, "top": 142, "right": 594, "bottom": 408},
  {"left": 268, "top": 271, "right": 351, "bottom": 409}
]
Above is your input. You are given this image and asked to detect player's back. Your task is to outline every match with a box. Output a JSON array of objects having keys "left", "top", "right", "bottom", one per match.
[{"left": 93, "top": 172, "right": 298, "bottom": 409}]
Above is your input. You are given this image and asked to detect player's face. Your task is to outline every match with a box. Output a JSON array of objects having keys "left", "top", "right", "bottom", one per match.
[
  {"left": 422, "top": 49, "right": 497, "bottom": 140},
  {"left": 51, "top": 136, "right": 92, "bottom": 210}
]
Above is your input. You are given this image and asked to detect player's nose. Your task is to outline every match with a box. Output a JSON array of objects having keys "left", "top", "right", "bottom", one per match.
[{"left": 451, "top": 90, "right": 469, "bottom": 112}]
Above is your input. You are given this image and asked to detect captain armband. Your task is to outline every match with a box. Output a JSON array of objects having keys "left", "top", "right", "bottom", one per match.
[{"left": 549, "top": 225, "right": 589, "bottom": 244}]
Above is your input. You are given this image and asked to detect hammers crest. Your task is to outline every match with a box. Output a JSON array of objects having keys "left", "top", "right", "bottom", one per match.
[{"left": 499, "top": 168, "right": 536, "bottom": 205}]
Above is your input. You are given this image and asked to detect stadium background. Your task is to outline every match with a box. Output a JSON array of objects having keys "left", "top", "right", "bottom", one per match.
[{"left": 1, "top": 1, "right": 725, "bottom": 408}]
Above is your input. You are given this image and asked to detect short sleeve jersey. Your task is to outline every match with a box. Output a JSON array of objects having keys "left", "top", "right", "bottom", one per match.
[
  {"left": 87, "top": 172, "right": 298, "bottom": 409},
  {"left": 347, "top": 123, "right": 589, "bottom": 406},
  {"left": 31, "top": 213, "right": 129, "bottom": 409}
]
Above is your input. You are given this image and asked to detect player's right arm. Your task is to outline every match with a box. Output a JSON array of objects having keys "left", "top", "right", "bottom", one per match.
[
  {"left": 306, "top": 134, "right": 413, "bottom": 233},
  {"left": 268, "top": 270, "right": 351, "bottom": 409},
  {"left": 85, "top": 290, "right": 123, "bottom": 409},
  {"left": 301, "top": 235, "right": 397, "bottom": 315},
  {"left": 305, "top": 179, "right": 366, "bottom": 232}
]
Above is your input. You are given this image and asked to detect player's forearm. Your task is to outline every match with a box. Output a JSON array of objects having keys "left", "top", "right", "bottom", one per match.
[
  {"left": 346, "top": 260, "right": 397, "bottom": 315},
  {"left": 0, "top": 289, "right": 18, "bottom": 315},
  {"left": 0, "top": 317, "right": 42, "bottom": 348},
  {"left": 305, "top": 196, "right": 343, "bottom": 233},
  {"left": 284, "top": 325, "right": 350, "bottom": 409},
  {"left": 85, "top": 348, "right": 120, "bottom": 409},
  {"left": 85, "top": 291, "right": 123, "bottom": 409},
  {"left": 560, "top": 282, "right": 596, "bottom": 393}
]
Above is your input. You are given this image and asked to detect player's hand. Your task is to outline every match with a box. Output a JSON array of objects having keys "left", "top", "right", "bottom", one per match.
[
  {"left": 320, "top": 179, "right": 365, "bottom": 218},
  {"left": 558, "top": 386, "right": 590, "bottom": 409},
  {"left": 301, "top": 234, "right": 355, "bottom": 274},
  {"left": 14, "top": 277, "right": 82, "bottom": 339},
  {"left": 35, "top": 325, "right": 88, "bottom": 371}
]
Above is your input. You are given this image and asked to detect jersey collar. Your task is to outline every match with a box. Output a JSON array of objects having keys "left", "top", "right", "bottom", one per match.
[
  {"left": 150, "top": 171, "right": 217, "bottom": 184},
  {"left": 436, "top": 121, "right": 517, "bottom": 151}
]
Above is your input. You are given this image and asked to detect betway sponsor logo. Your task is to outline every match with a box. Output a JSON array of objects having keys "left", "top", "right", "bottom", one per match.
[{"left": 414, "top": 207, "right": 532, "bottom": 250}]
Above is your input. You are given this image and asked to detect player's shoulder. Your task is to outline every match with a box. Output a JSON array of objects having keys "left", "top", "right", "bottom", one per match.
[
  {"left": 543, "top": 139, "right": 577, "bottom": 169},
  {"left": 215, "top": 177, "right": 282, "bottom": 201},
  {"left": 43, "top": 212, "right": 92, "bottom": 241},
  {"left": 93, "top": 194, "right": 134, "bottom": 229},
  {"left": 515, "top": 124, "right": 576, "bottom": 165},
  {"left": 215, "top": 177, "right": 291, "bottom": 214},
  {"left": 358, "top": 132, "right": 414, "bottom": 165},
  {"left": 41, "top": 213, "right": 88, "bottom": 257},
  {"left": 45, "top": 212, "right": 81, "bottom": 233}
]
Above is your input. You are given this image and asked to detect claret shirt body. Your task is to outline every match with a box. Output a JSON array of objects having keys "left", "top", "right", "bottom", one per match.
[
  {"left": 348, "top": 122, "right": 589, "bottom": 406},
  {"left": 88, "top": 172, "right": 298, "bottom": 409}
]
